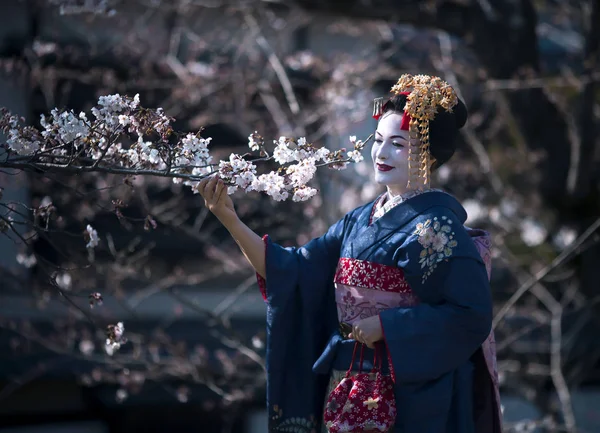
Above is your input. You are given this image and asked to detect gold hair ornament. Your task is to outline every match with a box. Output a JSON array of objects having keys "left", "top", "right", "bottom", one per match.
[{"left": 389, "top": 74, "right": 458, "bottom": 188}]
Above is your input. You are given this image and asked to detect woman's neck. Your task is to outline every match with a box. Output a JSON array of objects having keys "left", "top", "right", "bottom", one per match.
[{"left": 386, "top": 183, "right": 428, "bottom": 199}]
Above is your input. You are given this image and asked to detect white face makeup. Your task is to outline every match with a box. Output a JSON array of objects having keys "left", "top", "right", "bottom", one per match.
[{"left": 370, "top": 112, "right": 411, "bottom": 195}]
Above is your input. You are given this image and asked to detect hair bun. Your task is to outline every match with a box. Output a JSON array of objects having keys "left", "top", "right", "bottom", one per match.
[{"left": 453, "top": 98, "right": 468, "bottom": 129}]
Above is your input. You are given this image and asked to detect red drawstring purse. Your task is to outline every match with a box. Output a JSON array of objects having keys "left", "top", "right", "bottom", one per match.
[{"left": 323, "top": 342, "right": 396, "bottom": 432}]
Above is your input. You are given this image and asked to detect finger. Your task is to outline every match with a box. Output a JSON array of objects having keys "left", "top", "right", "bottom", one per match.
[
  {"left": 349, "top": 333, "right": 360, "bottom": 343},
  {"left": 208, "top": 175, "right": 219, "bottom": 191},
  {"left": 197, "top": 177, "right": 211, "bottom": 195},
  {"left": 215, "top": 180, "right": 226, "bottom": 202},
  {"left": 205, "top": 176, "right": 219, "bottom": 200}
]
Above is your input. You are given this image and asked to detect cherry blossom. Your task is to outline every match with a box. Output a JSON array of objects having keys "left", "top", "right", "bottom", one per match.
[
  {"left": 248, "top": 131, "right": 263, "bottom": 152},
  {"left": 292, "top": 186, "right": 318, "bottom": 202},
  {"left": 85, "top": 224, "right": 100, "bottom": 249},
  {"left": 89, "top": 292, "right": 104, "bottom": 308},
  {"left": 16, "top": 253, "right": 37, "bottom": 268},
  {"left": 1, "top": 94, "right": 370, "bottom": 206},
  {"left": 106, "top": 322, "right": 126, "bottom": 355}
]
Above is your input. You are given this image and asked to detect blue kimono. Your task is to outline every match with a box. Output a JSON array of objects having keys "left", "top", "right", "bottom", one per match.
[{"left": 257, "top": 191, "right": 502, "bottom": 433}]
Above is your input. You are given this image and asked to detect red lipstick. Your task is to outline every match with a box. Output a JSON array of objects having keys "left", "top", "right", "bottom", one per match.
[{"left": 376, "top": 163, "right": 394, "bottom": 172}]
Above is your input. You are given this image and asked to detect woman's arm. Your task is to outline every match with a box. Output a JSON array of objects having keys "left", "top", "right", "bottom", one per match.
[{"left": 197, "top": 176, "right": 266, "bottom": 278}]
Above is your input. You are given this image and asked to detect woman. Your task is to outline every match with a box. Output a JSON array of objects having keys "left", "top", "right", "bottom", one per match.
[{"left": 198, "top": 74, "right": 502, "bottom": 433}]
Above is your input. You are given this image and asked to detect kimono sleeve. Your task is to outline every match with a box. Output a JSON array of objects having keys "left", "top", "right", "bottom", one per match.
[
  {"left": 259, "top": 212, "right": 356, "bottom": 431},
  {"left": 257, "top": 213, "right": 349, "bottom": 309},
  {"left": 379, "top": 208, "right": 493, "bottom": 383}
]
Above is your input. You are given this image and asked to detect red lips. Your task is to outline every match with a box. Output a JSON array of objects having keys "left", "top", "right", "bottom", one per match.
[{"left": 376, "top": 163, "right": 394, "bottom": 172}]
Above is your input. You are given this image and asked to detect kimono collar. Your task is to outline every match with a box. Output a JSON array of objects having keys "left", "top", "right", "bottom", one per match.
[
  {"left": 346, "top": 190, "right": 468, "bottom": 262},
  {"left": 372, "top": 189, "right": 441, "bottom": 222},
  {"left": 378, "top": 190, "right": 466, "bottom": 229}
]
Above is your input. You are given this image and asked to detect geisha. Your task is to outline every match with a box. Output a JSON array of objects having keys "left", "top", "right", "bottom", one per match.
[{"left": 198, "top": 74, "right": 502, "bottom": 433}]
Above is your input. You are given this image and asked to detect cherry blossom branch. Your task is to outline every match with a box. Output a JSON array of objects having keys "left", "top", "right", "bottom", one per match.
[
  {"left": 1, "top": 94, "right": 370, "bottom": 204},
  {"left": 0, "top": 160, "right": 217, "bottom": 181}
]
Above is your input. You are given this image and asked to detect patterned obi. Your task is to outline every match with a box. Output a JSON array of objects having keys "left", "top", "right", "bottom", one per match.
[{"left": 334, "top": 257, "right": 419, "bottom": 327}]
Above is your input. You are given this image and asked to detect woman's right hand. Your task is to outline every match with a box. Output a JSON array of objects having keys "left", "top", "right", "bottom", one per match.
[
  {"left": 198, "top": 176, "right": 238, "bottom": 223},
  {"left": 197, "top": 175, "right": 266, "bottom": 277}
]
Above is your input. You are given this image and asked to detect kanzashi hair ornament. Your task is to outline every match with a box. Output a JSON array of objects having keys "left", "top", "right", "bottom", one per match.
[
  {"left": 372, "top": 74, "right": 459, "bottom": 188},
  {"left": 372, "top": 97, "right": 385, "bottom": 121}
]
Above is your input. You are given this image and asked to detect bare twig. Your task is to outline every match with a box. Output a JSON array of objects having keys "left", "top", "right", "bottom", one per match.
[{"left": 493, "top": 217, "right": 600, "bottom": 328}]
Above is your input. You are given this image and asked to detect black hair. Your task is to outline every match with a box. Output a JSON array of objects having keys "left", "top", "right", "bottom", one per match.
[{"left": 381, "top": 93, "right": 468, "bottom": 169}]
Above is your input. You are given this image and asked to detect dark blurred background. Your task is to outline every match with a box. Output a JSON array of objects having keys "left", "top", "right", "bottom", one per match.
[{"left": 0, "top": 0, "right": 599, "bottom": 432}]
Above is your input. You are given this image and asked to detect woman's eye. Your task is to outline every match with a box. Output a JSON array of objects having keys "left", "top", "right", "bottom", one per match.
[
  {"left": 392, "top": 142, "right": 405, "bottom": 147},
  {"left": 375, "top": 139, "right": 383, "bottom": 144}
]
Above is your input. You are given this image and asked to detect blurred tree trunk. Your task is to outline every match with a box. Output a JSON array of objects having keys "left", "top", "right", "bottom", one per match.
[
  {"left": 572, "top": 0, "right": 600, "bottom": 384},
  {"left": 0, "top": 0, "right": 33, "bottom": 285}
]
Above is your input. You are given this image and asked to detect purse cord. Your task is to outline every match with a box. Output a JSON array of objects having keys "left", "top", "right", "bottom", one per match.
[{"left": 344, "top": 342, "right": 383, "bottom": 378}]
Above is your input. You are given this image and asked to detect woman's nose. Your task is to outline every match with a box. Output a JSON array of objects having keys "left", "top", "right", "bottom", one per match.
[{"left": 375, "top": 141, "right": 389, "bottom": 161}]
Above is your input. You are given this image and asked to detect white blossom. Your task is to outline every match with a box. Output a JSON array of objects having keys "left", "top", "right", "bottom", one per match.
[
  {"left": 115, "top": 388, "right": 128, "bottom": 403},
  {"left": 250, "top": 172, "right": 288, "bottom": 201},
  {"left": 248, "top": 132, "right": 260, "bottom": 151},
  {"left": 104, "top": 343, "right": 116, "bottom": 356},
  {"left": 180, "top": 133, "right": 212, "bottom": 162},
  {"left": 86, "top": 224, "right": 99, "bottom": 249},
  {"left": 176, "top": 386, "right": 190, "bottom": 403},
  {"left": 293, "top": 147, "right": 313, "bottom": 162},
  {"left": 105, "top": 322, "right": 125, "bottom": 356},
  {"left": 292, "top": 186, "right": 318, "bottom": 202},
  {"left": 500, "top": 198, "right": 519, "bottom": 218},
  {"left": 520, "top": 218, "right": 547, "bottom": 247},
  {"left": 553, "top": 227, "right": 577, "bottom": 250},
  {"left": 2, "top": 92, "right": 370, "bottom": 203},
  {"left": 40, "top": 196, "right": 53, "bottom": 208},
  {"left": 347, "top": 150, "right": 364, "bottom": 163},
  {"left": 273, "top": 139, "right": 295, "bottom": 165},
  {"left": 314, "top": 147, "right": 332, "bottom": 162},
  {"left": 55, "top": 272, "right": 72, "bottom": 290},
  {"left": 91, "top": 93, "right": 140, "bottom": 129},
  {"left": 118, "top": 114, "right": 131, "bottom": 126},
  {"left": 287, "top": 158, "right": 317, "bottom": 187},
  {"left": 79, "top": 339, "right": 95, "bottom": 355},
  {"left": 16, "top": 253, "right": 37, "bottom": 268},
  {"left": 235, "top": 170, "right": 257, "bottom": 190},
  {"left": 114, "top": 322, "right": 124, "bottom": 339},
  {"left": 40, "top": 109, "right": 89, "bottom": 145},
  {"left": 270, "top": 190, "right": 289, "bottom": 201},
  {"left": 463, "top": 199, "right": 487, "bottom": 225},
  {"left": 436, "top": 165, "right": 452, "bottom": 183},
  {"left": 251, "top": 335, "right": 265, "bottom": 349},
  {"left": 218, "top": 154, "right": 256, "bottom": 194},
  {"left": 6, "top": 130, "right": 41, "bottom": 155}
]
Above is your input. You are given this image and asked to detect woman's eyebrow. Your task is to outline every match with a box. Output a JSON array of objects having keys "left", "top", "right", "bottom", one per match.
[{"left": 375, "top": 132, "right": 407, "bottom": 140}]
